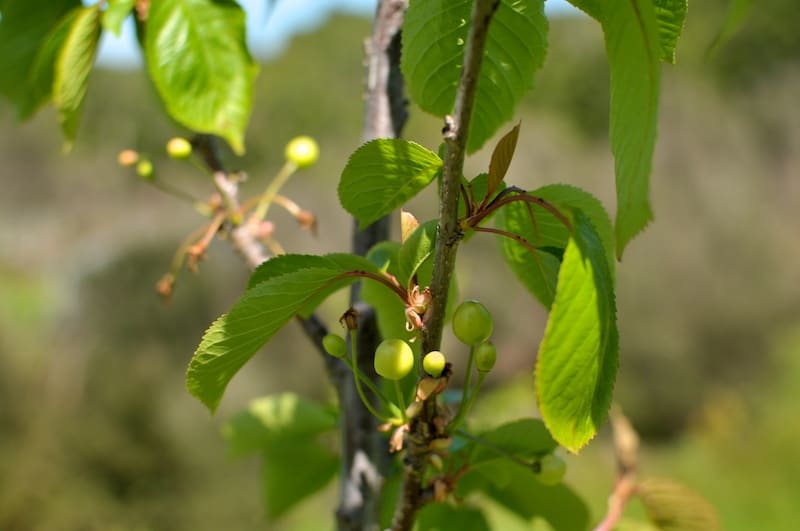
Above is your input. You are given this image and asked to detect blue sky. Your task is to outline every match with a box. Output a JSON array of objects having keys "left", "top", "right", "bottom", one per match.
[{"left": 96, "top": 0, "right": 578, "bottom": 68}]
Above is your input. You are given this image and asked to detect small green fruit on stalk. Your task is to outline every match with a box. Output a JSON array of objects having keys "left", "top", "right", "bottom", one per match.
[
  {"left": 374, "top": 339, "right": 414, "bottom": 380},
  {"left": 452, "top": 300, "right": 493, "bottom": 345},
  {"left": 285, "top": 136, "right": 319, "bottom": 168},
  {"left": 166, "top": 137, "right": 192, "bottom": 159},
  {"left": 423, "top": 351, "right": 446, "bottom": 377},
  {"left": 136, "top": 159, "right": 154, "bottom": 180},
  {"left": 322, "top": 333, "right": 347, "bottom": 358},
  {"left": 474, "top": 342, "right": 497, "bottom": 373}
]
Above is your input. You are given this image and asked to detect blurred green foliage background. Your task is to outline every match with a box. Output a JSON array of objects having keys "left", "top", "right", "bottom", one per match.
[{"left": 1, "top": 1, "right": 799, "bottom": 529}]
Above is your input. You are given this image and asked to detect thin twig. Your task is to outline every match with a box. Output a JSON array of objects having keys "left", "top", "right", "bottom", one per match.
[
  {"left": 594, "top": 406, "right": 640, "bottom": 531},
  {"left": 391, "top": 2, "right": 500, "bottom": 530}
]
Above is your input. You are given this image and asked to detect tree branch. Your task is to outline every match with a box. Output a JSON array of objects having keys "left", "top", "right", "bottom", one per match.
[
  {"left": 337, "top": 2, "right": 409, "bottom": 530},
  {"left": 193, "top": 135, "right": 338, "bottom": 376},
  {"left": 594, "top": 406, "right": 640, "bottom": 531},
  {"left": 424, "top": 0, "right": 499, "bottom": 352},
  {"left": 391, "top": 2, "right": 499, "bottom": 529}
]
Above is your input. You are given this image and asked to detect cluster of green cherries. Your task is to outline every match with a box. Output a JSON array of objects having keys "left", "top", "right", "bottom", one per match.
[
  {"left": 322, "top": 300, "right": 495, "bottom": 424},
  {"left": 323, "top": 299, "right": 565, "bottom": 486}
]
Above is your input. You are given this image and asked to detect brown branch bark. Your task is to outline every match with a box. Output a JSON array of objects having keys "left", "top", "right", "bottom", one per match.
[
  {"left": 337, "top": 2, "right": 409, "bottom": 530},
  {"left": 391, "top": 2, "right": 500, "bottom": 530}
]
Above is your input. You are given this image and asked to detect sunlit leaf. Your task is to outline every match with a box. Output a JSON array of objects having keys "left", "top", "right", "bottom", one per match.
[
  {"left": 536, "top": 212, "right": 618, "bottom": 452},
  {"left": 398, "top": 220, "right": 438, "bottom": 288},
  {"left": 603, "top": 0, "right": 661, "bottom": 257},
  {"left": 103, "top": 0, "right": 135, "bottom": 37},
  {"left": 145, "top": 0, "right": 257, "bottom": 154},
  {"left": 361, "top": 241, "right": 410, "bottom": 342},
  {"left": 566, "top": 0, "right": 601, "bottom": 20},
  {"left": 187, "top": 254, "right": 385, "bottom": 412},
  {"left": 0, "top": 0, "right": 78, "bottom": 113},
  {"left": 497, "top": 184, "right": 614, "bottom": 309},
  {"left": 53, "top": 4, "right": 102, "bottom": 148},
  {"left": 19, "top": 7, "right": 80, "bottom": 119},
  {"left": 568, "top": 0, "right": 687, "bottom": 64},
  {"left": 653, "top": 0, "right": 688, "bottom": 63},
  {"left": 222, "top": 393, "right": 337, "bottom": 456},
  {"left": 402, "top": 0, "right": 548, "bottom": 153},
  {"left": 338, "top": 139, "right": 442, "bottom": 229}
]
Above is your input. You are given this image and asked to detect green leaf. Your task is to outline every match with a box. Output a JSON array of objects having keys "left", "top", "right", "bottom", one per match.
[
  {"left": 261, "top": 438, "right": 338, "bottom": 519},
  {"left": 469, "top": 419, "right": 557, "bottom": 466},
  {"left": 707, "top": 0, "right": 753, "bottom": 58},
  {"left": 187, "top": 253, "right": 384, "bottom": 412},
  {"left": 145, "top": 0, "right": 257, "bottom": 154},
  {"left": 487, "top": 123, "right": 520, "bottom": 198},
  {"left": 566, "top": 0, "right": 601, "bottom": 20},
  {"left": 417, "top": 504, "right": 490, "bottom": 531},
  {"left": 222, "top": 393, "right": 337, "bottom": 457},
  {"left": 0, "top": 0, "right": 79, "bottom": 113},
  {"left": 459, "top": 461, "right": 590, "bottom": 530},
  {"left": 338, "top": 139, "right": 442, "bottom": 229},
  {"left": 397, "top": 219, "right": 438, "bottom": 288},
  {"left": 360, "top": 242, "right": 412, "bottom": 344},
  {"left": 603, "top": 0, "right": 661, "bottom": 257},
  {"left": 402, "top": 0, "right": 548, "bottom": 153},
  {"left": 497, "top": 184, "right": 614, "bottom": 309},
  {"left": 653, "top": 0, "right": 687, "bottom": 63},
  {"left": 20, "top": 7, "right": 81, "bottom": 119},
  {"left": 535, "top": 213, "right": 618, "bottom": 452},
  {"left": 103, "top": 0, "right": 135, "bottom": 37},
  {"left": 638, "top": 478, "right": 721, "bottom": 531},
  {"left": 567, "top": 0, "right": 685, "bottom": 64},
  {"left": 53, "top": 4, "right": 102, "bottom": 149}
]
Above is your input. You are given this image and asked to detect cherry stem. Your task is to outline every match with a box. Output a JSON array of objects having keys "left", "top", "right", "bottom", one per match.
[
  {"left": 252, "top": 160, "right": 298, "bottom": 222},
  {"left": 467, "top": 190, "right": 573, "bottom": 233},
  {"left": 471, "top": 225, "right": 542, "bottom": 256},
  {"left": 394, "top": 380, "right": 408, "bottom": 423},
  {"left": 147, "top": 178, "right": 206, "bottom": 209},
  {"left": 241, "top": 192, "right": 301, "bottom": 217},
  {"left": 448, "top": 344, "right": 476, "bottom": 433},
  {"left": 349, "top": 329, "right": 393, "bottom": 423},
  {"left": 337, "top": 270, "right": 408, "bottom": 302},
  {"left": 167, "top": 214, "right": 225, "bottom": 277},
  {"left": 459, "top": 182, "right": 473, "bottom": 218}
]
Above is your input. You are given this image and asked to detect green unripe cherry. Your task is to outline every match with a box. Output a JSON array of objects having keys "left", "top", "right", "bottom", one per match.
[
  {"left": 136, "top": 159, "right": 154, "bottom": 180},
  {"left": 374, "top": 339, "right": 414, "bottom": 380},
  {"left": 452, "top": 300, "right": 493, "bottom": 345},
  {"left": 166, "top": 137, "right": 192, "bottom": 159},
  {"left": 535, "top": 454, "right": 566, "bottom": 486},
  {"left": 285, "top": 136, "right": 319, "bottom": 168},
  {"left": 322, "top": 333, "right": 347, "bottom": 358},
  {"left": 474, "top": 342, "right": 497, "bottom": 373},
  {"left": 422, "top": 350, "right": 446, "bottom": 377}
]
